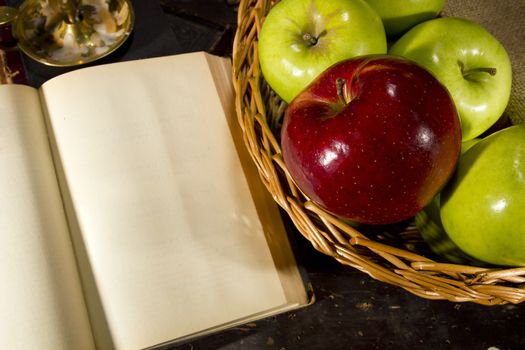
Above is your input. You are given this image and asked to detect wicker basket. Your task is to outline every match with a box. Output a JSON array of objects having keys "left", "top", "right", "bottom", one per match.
[{"left": 231, "top": 0, "right": 525, "bottom": 305}]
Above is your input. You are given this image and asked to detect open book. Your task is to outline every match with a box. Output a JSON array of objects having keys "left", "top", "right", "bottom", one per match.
[{"left": 0, "top": 52, "right": 311, "bottom": 350}]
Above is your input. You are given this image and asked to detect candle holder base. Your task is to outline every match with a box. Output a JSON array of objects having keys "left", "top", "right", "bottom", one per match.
[{"left": 13, "top": 0, "right": 134, "bottom": 67}]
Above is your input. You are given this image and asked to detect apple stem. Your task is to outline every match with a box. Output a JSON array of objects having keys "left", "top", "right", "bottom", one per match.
[
  {"left": 458, "top": 61, "right": 497, "bottom": 79},
  {"left": 302, "top": 32, "right": 318, "bottom": 46},
  {"left": 464, "top": 67, "right": 497, "bottom": 77},
  {"left": 336, "top": 78, "right": 350, "bottom": 105}
]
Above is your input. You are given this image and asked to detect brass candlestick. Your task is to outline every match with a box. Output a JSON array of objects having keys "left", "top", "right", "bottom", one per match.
[{"left": 5, "top": 0, "right": 134, "bottom": 66}]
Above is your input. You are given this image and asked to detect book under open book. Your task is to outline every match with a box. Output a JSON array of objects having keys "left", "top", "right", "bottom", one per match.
[{"left": 0, "top": 52, "right": 312, "bottom": 350}]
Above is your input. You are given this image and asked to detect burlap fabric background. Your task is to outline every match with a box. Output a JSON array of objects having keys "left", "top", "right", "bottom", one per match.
[{"left": 442, "top": 0, "right": 525, "bottom": 125}]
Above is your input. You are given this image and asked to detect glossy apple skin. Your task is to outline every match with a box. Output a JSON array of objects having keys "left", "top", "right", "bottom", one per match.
[
  {"left": 440, "top": 125, "right": 525, "bottom": 266},
  {"left": 415, "top": 138, "right": 483, "bottom": 265},
  {"left": 259, "top": 0, "right": 386, "bottom": 103},
  {"left": 389, "top": 17, "right": 512, "bottom": 141},
  {"left": 364, "top": 0, "right": 445, "bottom": 38},
  {"left": 282, "top": 55, "right": 461, "bottom": 225}
]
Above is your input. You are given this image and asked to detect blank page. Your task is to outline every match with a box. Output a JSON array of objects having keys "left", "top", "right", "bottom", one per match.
[
  {"left": 40, "top": 53, "right": 289, "bottom": 350},
  {"left": 0, "top": 85, "right": 95, "bottom": 349}
]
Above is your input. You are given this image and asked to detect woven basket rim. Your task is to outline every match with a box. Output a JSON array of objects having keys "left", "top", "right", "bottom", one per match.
[{"left": 231, "top": 0, "right": 525, "bottom": 305}]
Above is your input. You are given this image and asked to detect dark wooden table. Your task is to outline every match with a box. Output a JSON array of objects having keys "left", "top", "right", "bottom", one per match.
[{"left": 4, "top": 1, "right": 525, "bottom": 349}]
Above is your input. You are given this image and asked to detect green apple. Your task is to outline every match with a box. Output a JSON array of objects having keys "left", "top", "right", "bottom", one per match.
[
  {"left": 440, "top": 125, "right": 525, "bottom": 266},
  {"left": 415, "top": 197, "right": 484, "bottom": 265},
  {"left": 389, "top": 17, "right": 512, "bottom": 141},
  {"left": 459, "top": 137, "right": 482, "bottom": 155},
  {"left": 258, "top": 0, "right": 387, "bottom": 103},
  {"left": 415, "top": 138, "right": 482, "bottom": 265},
  {"left": 364, "top": 0, "right": 445, "bottom": 38}
]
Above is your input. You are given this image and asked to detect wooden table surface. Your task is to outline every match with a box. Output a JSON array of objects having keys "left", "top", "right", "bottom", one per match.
[{"left": 4, "top": 1, "right": 525, "bottom": 349}]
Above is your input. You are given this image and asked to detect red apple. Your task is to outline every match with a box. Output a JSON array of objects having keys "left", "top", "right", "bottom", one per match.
[{"left": 281, "top": 55, "right": 461, "bottom": 225}]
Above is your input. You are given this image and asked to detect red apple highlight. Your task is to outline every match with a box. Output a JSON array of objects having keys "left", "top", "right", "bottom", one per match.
[{"left": 281, "top": 55, "right": 461, "bottom": 225}]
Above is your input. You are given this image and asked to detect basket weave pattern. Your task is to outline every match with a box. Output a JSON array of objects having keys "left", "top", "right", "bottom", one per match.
[{"left": 231, "top": 0, "right": 525, "bottom": 305}]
